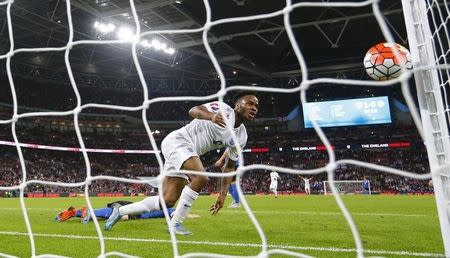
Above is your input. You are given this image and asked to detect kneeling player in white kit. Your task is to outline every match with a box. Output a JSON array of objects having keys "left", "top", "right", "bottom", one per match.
[
  {"left": 269, "top": 171, "right": 281, "bottom": 197},
  {"left": 105, "top": 92, "right": 259, "bottom": 235}
]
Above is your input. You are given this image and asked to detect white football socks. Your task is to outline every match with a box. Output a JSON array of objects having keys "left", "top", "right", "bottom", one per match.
[
  {"left": 119, "top": 195, "right": 160, "bottom": 215},
  {"left": 170, "top": 186, "right": 199, "bottom": 225}
]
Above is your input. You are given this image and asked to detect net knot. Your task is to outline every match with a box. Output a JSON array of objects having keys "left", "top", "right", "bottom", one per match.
[
  {"left": 66, "top": 42, "right": 74, "bottom": 50},
  {"left": 73, "top": 107, "right": 82, "bottom": 114},
  {"left": 143, "top": 101, "right": 150, "bottom": 110},
  {"left": 236, "top": 165, "right": 245, "bottom": 176},
  {"left": 85, "top": 176, "right": 93, "bottom": 185},
  {"left": 203, "top": 21, "right": 212, "bottom": 32},
  {"left": 19, "top": 182, "right": 26, "bottom": 191},
  {"left": 283, "top": 6, "right": 294, "bottom": 15},
  {"left": 299, "top": 80, "right": 311, "bottom": 91},
  {"left": 154, "top": 174, "right": 164, "bottom": 185},
  {"left": 217, "top": 89, "right": 227, "bottom": 99},
  {"left": 326, "top": 162, "right": 337, "bottom": 172},
  {"left": 12, "top": 114, "right": 19, "bottom": 123},
  {"left": 257, "top": 252, "right": 269, "bottom": 258},
  {"left": 133, "top": 35, "right": 140, "bottom": 44}
]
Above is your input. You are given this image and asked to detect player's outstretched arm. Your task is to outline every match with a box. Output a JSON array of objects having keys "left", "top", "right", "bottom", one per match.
[
  {"left": 214, "top": 149, "right": 229, "bottom": 168},
  {"left": 210, "top": 159, "right": 236, "bottom": 215},
  {"left": 189, "top": 105, "right": 225, "bottom": 127}
]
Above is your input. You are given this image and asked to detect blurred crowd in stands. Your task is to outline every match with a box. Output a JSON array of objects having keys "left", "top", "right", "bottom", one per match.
[{"left": 0, "top": 133, "right": 433, "bottom": 196}]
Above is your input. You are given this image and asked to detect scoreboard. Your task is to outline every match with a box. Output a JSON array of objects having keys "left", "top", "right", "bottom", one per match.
[{"left": 303, "top": 96, "right": 392, "bottom": 128}]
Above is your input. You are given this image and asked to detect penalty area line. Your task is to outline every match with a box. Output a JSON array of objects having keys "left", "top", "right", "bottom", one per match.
[{"left": 0, "top": 231, "right": 443, "bottom": 257}]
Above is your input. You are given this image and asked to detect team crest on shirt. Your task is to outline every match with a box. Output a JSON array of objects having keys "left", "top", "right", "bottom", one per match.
[
  {"left": 210, "top": 102, "right": 233, "bottom": 116},
  {"left": 229, "top": 139, "right": 235, "bottom": 146},
  {"left": 210, "top": 102, "right": 219, "bottom": 111}
]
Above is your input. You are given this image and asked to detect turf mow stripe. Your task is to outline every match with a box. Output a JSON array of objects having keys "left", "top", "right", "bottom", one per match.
[
  {"left": 221, "top": 210, "right": 428, "bottom": 217},
  {"left": 0, "top": 231, "right": 443, "bottom": 257},
  {"left": 0, "top": 208, "right": 429, "bottom": 217}
]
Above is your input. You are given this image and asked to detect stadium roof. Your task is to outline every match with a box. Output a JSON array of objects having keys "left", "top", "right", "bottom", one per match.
[{"left": 0, "top": 0, "right": 412, "bottom": 88}]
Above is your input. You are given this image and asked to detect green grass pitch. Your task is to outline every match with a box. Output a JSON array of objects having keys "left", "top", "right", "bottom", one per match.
[{"left": 0, "top": 195, "right": 444, "bottom": 257}]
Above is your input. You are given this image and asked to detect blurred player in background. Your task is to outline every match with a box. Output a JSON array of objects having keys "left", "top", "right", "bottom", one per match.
[
  {"left": 363, "top": 177, "right": 370, "bottom": 194},
  {"left": 300, "top": 176, "right": 313, "bottom": 195},
  {"left": 270, "top": 171, "right": 281, "bottom": 197},
  {"left": 105, "top": 91, "right": 258, "bottom": 235}
]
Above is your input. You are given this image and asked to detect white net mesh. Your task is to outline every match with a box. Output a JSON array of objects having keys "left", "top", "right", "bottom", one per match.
[{"left": 0, "top": 0, "right": 448, "bottom": 257}]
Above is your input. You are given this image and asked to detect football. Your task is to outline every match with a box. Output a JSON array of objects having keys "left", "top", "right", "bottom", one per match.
[{"left": 364, "top": 42, "right": 413, "bottom": 81}]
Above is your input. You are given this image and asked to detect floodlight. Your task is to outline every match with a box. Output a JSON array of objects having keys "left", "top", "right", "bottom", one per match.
[
  {"left": 164, "top": 48, "right": 175, "bottom": 55},
  {"left": 117, "top": 27, "right": 133, "bottom": 40}
]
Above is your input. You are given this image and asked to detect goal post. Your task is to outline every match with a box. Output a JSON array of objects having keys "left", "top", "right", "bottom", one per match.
[
  {"left": 323, "top": 180, "right": 371, "bottom": 195},
  {"left": 401, "top": 0, "right": 450, "bottom": 255}
]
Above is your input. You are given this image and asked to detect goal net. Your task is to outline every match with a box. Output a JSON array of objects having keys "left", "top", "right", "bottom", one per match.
[
  {"left": 402, "top": 0, "right": 450, "bottom": 255},
  {"left": 0, "top": 0, "right": 448, "bottom": 257},
  {"left": 323, "top": 180, "right": 371, "bottom": 195}
]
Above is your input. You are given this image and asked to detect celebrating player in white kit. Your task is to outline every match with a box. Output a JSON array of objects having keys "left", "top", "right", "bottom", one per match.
[
  {"left": 105, "top": 92, "right": 259, "bottom": 235},
  {"left": 300, "top": 176, "right": 312, "bottom": 195},
  {"left": 269, "top": 171, "right": 281, "bottom": 197}
]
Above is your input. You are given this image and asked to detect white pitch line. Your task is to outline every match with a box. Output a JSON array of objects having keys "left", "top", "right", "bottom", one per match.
[
  {"left": 221, "top": 210, "right": 429, "bottom": 217},
  {"left": 0, "top": 231, "right": 443, "bottom": 257},
  {"left": 0, "top": 208, "right": 430, "bottom": 217}
]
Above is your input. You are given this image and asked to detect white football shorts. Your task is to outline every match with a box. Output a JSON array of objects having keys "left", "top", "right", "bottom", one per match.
[
  {"left": 270, "top": 182, "right": 278, "bottom": 190},
  {"left": 161, "top": 129, "right": 199, "bottom": 180}
]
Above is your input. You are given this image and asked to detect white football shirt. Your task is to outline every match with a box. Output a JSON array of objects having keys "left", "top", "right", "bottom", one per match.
[
  {"left": 304, "top": 178, "right": 310, "bottom": 186},
  {"left": 181, "top": 101, "right": 247, "bottom": 161},
  {"left": 270, "top": 172, "right": 279, "bottom": 183}
]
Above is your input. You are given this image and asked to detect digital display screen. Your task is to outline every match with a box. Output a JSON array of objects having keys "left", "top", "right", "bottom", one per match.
[{"left": 303, "top": 96, "right": 392, "bottom": 128}]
